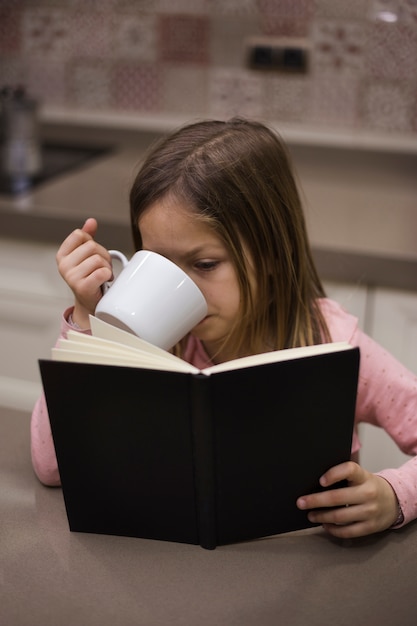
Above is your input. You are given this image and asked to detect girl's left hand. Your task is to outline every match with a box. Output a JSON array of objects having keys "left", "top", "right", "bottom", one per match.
[{"left": 296, "top": 461, "right": 400, "bottom": 538}]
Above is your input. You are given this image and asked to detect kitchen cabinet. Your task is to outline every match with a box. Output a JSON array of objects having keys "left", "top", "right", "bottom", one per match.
[
  {"left": 324, "top": 281, "right": 415, "bottom": 471},
  {"left": 358, "top": 287, "right": 417, "bottom": 471},
  {"left": 0, "top": 237, "right": 73, "bottom": 410}
]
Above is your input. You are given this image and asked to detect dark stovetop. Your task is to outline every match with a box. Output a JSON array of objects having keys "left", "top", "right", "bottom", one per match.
[{"left": 0, "top": 142, "right": 114, "bottom": 195}]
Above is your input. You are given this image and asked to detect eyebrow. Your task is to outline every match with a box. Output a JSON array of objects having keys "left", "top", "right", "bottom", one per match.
[
  {"left": 182, "top": 244, "right": 224, "bottom": 259},
  {"left": 142, "top": 243, "right": 225, "bottom": 262}
]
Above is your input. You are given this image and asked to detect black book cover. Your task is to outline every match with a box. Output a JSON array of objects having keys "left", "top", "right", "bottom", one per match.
[{"left": 39, "top": 346, "right": 359, "bottom": 549}]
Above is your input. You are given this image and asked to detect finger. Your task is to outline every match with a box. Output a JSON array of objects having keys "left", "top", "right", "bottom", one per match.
[
  {"left": 321, "top": 520, "right": 376, "bottom": 539},
  {"left": 57, "top": 226, "right": 95, "bottom": 261},
  {"left": 319, "top": 461, "right": 364, "bottom": 488},
  {"left": 64, "top": 238, "right": 111, "bottom": 269},
  {"left": 64, "top": 250, "right": 113, "bottom": 291},
  {"left": 308, "top": 502, "right": 365, "bottom": 526},
  {"left": 81, "top": 217, "right": 98, "bottom": 237},
  {"left": 297, "top": 487, "right": 353, "bottom": 512}
]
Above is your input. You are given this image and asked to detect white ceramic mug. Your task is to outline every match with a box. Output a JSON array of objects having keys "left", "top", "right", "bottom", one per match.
[{"left": 94, "top": 250, "right": 207, "bottom": 350}]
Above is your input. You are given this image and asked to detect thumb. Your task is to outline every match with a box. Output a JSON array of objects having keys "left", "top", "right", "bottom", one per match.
[{"left": 81, "top": 217, "right": 98, "bottom": 238}]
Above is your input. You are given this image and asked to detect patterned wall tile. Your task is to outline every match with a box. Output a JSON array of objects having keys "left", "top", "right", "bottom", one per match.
[
  {"left": 264, "top": 75, "right": 310, "bottom": 122},
  {"left": 365, "top": 23, "right": 417, "bottom": 80},
  {"left": 210, "top": 17, "right": 260, "bottom": 67},
  {"left": 158, "top": 15, "right": 210, "bottom": 63},
  {"left": 261, "top": 19, "right": 311, "bottom": 37},
  {"left": 315, "top": 0, "right": 367, "bottom": 19},
  {"left": 412, "top": 98, "right": 417, "bottom": 131},
  {"left": 0, "top": 58, "right": 26, "bottom": 90},
  {"left": 153, "top": 0, "right": 211, "bottom": 15},
  {"left": 401, "top": 0, "right": 417, "bottom": 24},
  {"left": 69, "top": 62, "right": 112, "bottom": 109},
  {"left": 113, "top": 14, "right": 157, "bottom": 61},
  {"left": 25, "top": 61, "right": 67, "bottom": 105},
  {"left": 209, "top": 68, "right": 264, "bottom": 118},
  {"left": 257, "top": 0, "right": 313, "bottom": 18},
  {"left": 71, "top": 11, "right": 114, "bottom": 58},
  {"left": 62, "top": 0, "right": 120, "bottom": 7},
  {"left": 369, "top": 0, "right": 402, "bottom": 22},
  {"left": 210, "top": 0, "right": 258, "bottom": 16},
  {"left": 0, "top": 7, "right": 22, "bottom": 54},
  {"left": 309, "top": 74, "right": 360, "bottom": 127},
  {"left": 362, "top": 81, "right": 415, "bottom": 131},
  {"left": 369, "top": 0, "right": 417, "bottom": 24},
  {"left": 111, "top": 63, "right": 161, "bottom": 112},
  {"left": 3, "top": 0, "right": 417, "bottom": 137},
  {"left": 311, "top": 19, "right": 366, "bottom": 74},
  {"left": 257, "top": 0, "right": 313, "bottom": 36},
  {"left": 163, "top": 65, "right": 208, "bottom": 114},
  {"left": 21, "top": 8, "right": 73, "bottom": 59}
]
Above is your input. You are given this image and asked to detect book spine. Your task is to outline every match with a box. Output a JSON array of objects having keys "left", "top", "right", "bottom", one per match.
[{"left": 190, "top": 374, "right": 217, "bottom": 550}]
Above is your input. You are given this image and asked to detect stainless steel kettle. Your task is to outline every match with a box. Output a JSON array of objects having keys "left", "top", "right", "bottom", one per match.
[{"left": 0, "top": 86, "right": 42, "bottom": 192}]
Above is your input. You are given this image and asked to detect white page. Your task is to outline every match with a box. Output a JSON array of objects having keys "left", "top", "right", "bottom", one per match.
[
  {"left": 204, "top": 341, "right": 352, "bottom": 375},
  {"left": 89, "top": 316, "right": 193, "bottom": 367}
]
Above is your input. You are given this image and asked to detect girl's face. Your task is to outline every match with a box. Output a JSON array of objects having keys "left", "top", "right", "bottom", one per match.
[{"left": 138, "top": 196, "right": 244, "bottom": 363}]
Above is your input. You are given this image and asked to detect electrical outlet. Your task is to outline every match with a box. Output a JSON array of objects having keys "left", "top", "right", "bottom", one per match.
[{"left": 246, "top": 37, "right": 309, "bottom": 73}]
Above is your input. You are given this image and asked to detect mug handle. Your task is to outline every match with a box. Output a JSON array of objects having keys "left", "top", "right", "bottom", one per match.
[{"left": 101, "top": 249, "right": 129, "bottom": 293}]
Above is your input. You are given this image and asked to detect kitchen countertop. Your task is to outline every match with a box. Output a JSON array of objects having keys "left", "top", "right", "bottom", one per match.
[
  {"left": 2, "top": 404, "right": 417, "bottom": 626},
  {"left": 1, "top": 125, "right": 416, "bottom": 291}
]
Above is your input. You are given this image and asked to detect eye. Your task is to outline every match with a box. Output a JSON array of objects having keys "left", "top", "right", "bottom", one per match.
[{"left": 194, "top": 260, "right": 219, "bottom": 272}]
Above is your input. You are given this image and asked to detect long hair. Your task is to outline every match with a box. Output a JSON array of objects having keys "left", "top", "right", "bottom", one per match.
[{"left": 130, "top": 117, "right": 330, "bottom": 359}]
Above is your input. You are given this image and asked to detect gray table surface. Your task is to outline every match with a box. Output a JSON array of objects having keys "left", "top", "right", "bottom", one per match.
[{"left": 2, "top": 406, "right": 417, "bottom": 626}]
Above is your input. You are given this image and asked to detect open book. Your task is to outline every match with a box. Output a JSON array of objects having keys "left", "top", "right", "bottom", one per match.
[
  {"left": 40, "top": 316, "right": 360, "bottom": 549},
  {"left": 52, "top": 315, "right": 354, "bottom": 375}
]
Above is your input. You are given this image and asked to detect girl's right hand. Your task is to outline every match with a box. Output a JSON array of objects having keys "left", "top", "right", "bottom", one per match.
[{"left": 56, "top": 218, "right": 113, "bottom": 329}]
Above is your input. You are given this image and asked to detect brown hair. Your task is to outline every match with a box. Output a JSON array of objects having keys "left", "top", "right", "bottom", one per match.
[{"left": 130, "top": 117, "right": 329, "bottom": 359}]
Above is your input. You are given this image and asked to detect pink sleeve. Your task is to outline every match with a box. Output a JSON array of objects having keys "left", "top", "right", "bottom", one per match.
[
  {"left": 322, "top": 299, "right": 417, "bottom": 528},
  {"left": 354, "top": 330, "right": 417, "bottom": 527},
  {"left": 30, "top": 308, "right": 92, "bottom": 486}
]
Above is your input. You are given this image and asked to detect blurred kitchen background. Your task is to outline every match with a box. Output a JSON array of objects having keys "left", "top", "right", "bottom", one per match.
[
  {"left": 1, "top": 0, "right": 416, "bottom": 134},
  {"left": 0, "top": 0, "right": 416, "bottom": 471}
]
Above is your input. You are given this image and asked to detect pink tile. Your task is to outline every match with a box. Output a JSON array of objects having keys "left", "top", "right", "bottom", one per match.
[
  {"left": 260, "top": 17, "right": 310, "bottom": 36},
  {"left": 71, "top": 11, "right": 113, "bottom": 58},
  {"left": 0, "top": 8, "right": 22, "bottom": 54},
  {"left": 257, "top": 0, "right": 313, "bottom": 18},
  {"left": 158, "top": 15, "right": 209, "bottom": 63},
  {"left": 111, "top": 63, "right": 161, "bottom": 112},
  {"left": 154, "top": 0, "right": 211, "bottom": 13},
  {"left": 365, "top": 23, "right": 417, "bottom": 81},
  {"left": 257, "top": 0, "right": 313, "bottom": 36}
]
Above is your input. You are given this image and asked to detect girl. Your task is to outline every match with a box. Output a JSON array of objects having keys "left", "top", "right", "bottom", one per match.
[{"left": 31, "top": 117, "right": 417, "bottom": 539}]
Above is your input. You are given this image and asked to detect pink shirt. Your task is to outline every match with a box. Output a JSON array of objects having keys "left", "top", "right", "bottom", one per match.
[{"left": 31, "top": 299, "right": 417, "bottom": 527}]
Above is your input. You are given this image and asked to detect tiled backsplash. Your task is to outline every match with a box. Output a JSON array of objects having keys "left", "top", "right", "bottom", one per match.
[{"left": 1, "top": 0, "right": 417, "bottom": 135}]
